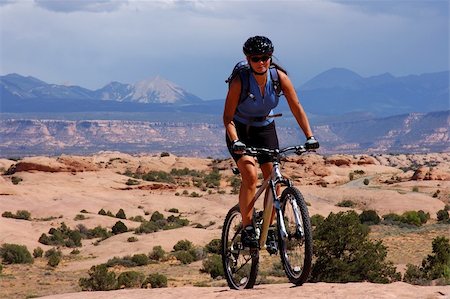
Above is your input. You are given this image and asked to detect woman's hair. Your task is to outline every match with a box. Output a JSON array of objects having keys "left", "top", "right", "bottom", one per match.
[{"left": 271, "top": 61, "right": 287, "bottom": 75}]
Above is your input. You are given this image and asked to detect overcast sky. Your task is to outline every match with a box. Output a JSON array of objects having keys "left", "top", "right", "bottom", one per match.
[{"left": 0, "top": 0, "right": 448, "bottom": 100}]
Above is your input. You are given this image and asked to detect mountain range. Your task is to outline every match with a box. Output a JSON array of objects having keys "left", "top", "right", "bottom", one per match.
[{"left": 1, "top": 69, "right": 448, "bottom": 117}]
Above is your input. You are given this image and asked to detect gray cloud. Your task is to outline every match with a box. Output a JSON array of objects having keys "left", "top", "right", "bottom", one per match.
[{"left": 34, "top": 0, "right": 127, "bottom": 13}]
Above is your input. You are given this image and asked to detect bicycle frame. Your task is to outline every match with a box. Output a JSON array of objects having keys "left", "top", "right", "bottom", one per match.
[{"left": 254, "top": 160, "right": 292, "bottom": 249}]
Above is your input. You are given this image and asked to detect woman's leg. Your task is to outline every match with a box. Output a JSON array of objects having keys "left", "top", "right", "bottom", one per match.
[{"left": 237, "top": 155, "right": 258, "bottom": 227}]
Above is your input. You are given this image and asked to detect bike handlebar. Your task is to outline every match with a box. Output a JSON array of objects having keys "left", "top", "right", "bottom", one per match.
[{"left": 241, "top": 145, "right": 308, "bottom": 158}]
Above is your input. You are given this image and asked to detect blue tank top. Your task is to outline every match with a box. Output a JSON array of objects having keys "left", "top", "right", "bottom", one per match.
[{"left": 233, "top": 71, "right": 280, "bottom": 127}]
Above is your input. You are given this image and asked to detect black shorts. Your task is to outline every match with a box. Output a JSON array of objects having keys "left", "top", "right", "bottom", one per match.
[{"left": 226, "top": 120, "right": 279, "bottom": 164}]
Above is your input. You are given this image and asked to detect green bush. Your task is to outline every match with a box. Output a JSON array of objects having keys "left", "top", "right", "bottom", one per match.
[
  {"left": 201, "top": 254, "right": 224, "bottom": 278},
  {"left": 150, "top": 211, "right": 164, "bottom": 222},
  {"left": 311, "top": 211, "right": 401, "bottom": 283},
  {"left": 105, "top": 256, "right": 136, "bottom": 268},
  {"left": 2, "top": 210, "right": 31, "bottom": 220},
  {"left": 363, "top": 178, "right": 370, "bottom": 185},
  {"left": 173, "top": 239, "right": 193, "bottom": 252},
  {"left": 111, "top": 221, "right": 128, "bottom": 235},
  {"left": 359, "top": 210, "right": 381, "bottom": 225},
  {"left": 135, "top": 221, "right": 159, "bottom": 234},
  {"left": 205, "top": 239, "right": 221, "bottom": 254},
  {"left": 168, "top": 208, "right": 179, "bottom": 213},
  {"left": 437, "top": 210, "right": 449, "bottom": 222},
  {"left": 38, "top": 223, "right": 82, "bottom": 248},
  {"left": 79, "top": 264, "right": 118, "bottom": 291},
  {"left": 310, "top": 214, "right": 325, "bottom": 227},
  {"left": 0, "top": 243, "right": 33, "bottom": 264},
  {"left": 149, "top": 246, "right": 166, "bottom": 261},
  {"left": 203, "top": 169, "right": 221, "bottom": 188},
  {"left": 412, "top": 186, "right": 419, "bottom": 192},
  {"left": 117, "top": 271, "right": 145, "bottom": 289},
  {"left": 33, "top": 247, "right": 44, "bottom": 258},
  {"left": 142, "top": 273, "right": 168, "bottom": 288},
  {"left": 98, "top": 209, "right": 107, "bottom": 216},
  {"left": 11, "top": 176, "right": 23, "bottom": 185},
  {"left": 142, "top": 171, "right": 174, "bottom": 183},
  {"left": 47, "top": 252, "right": 61, "bottom": 268},
  {"left": 173, "top": 250, "right": 195, "bottom": 264},
  {"left": 336, "top": 200, "right": 355, "bottom": 208},
  {"left": 0, "top": 264, "right": 2, "bottom": 274},
  {"left": 403, "top": 236, "right": 450, "bottom": 285},
  {"left": 127, "top": 236, "right": 138, "bottom": 242},
  {"left": 116, "top": 209, "right": 127, "bottom": 219},
  {"left": 131, "top": 254, "right": 149, "bottom": 266},
  {"left": 401, "top": 211, "right": 424, "bottom": 226},
  {"left": 126, "top": 179, "right": 140, "bottom": 186}
]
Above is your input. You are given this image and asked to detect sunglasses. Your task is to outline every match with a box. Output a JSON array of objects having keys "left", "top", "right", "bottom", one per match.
[{"left": 250, "top": 55, "right": 271, "bottom": 63}]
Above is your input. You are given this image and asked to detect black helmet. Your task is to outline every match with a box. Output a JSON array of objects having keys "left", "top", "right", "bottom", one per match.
[{"left": 243, "top": 36, "right": 274, "bottom": 56}]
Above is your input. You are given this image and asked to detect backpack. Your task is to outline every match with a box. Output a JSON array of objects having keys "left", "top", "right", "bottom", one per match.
[{"left": 225, "top": 60, "right": 282, "bottom": 104}]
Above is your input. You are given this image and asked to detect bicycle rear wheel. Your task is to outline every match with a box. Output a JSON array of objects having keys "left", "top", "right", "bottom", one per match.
[
  {"left": 277, "top": 186, "right": 313, "bottom": 285},
  {"left": 221, "top": 205, "right": 259, "bottom": 289}
]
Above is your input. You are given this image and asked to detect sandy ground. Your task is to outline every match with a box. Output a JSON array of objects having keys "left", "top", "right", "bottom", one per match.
[{"left": 37, "top": 282, "right": 450, "bottom": 299}]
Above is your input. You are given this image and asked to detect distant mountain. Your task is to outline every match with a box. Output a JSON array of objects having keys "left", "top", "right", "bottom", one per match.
[
  {"left": 1, "top": 69, "right": 448, "bottom": 117},
  {"left": 298, "top": 69, "right": 449, "bottom": 116},
  {"left": 0, "top": 73, "right": 202, "bottom": 107},
  {"left": 95, "top": 76, "right": 202, "bottom": 104}
]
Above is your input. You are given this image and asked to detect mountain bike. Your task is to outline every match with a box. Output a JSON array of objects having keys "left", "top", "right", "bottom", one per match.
[{"left": 221, "top": 145, "right": 313, "bottom": 289}]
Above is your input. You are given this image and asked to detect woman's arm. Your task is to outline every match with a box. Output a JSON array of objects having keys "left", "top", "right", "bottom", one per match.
[
  {"left": 223, "top": 76, "right": 242, "bottom": 141},
  {"left": 278, "top": 70, "right": 314, "bottom": 138}
]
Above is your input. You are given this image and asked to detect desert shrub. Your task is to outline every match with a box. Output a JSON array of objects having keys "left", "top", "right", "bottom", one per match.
[
  {"left": 0, "top": 243, "right": 33, "bottom": 264},
  {"left": 311, "top": 211, "right": 401, "bottom": 283},
  {"left": 205, "top": 239, "right": 221, "bottom": 254},
  {"left": 359, "top": 210, "right": 381, "bottom": 225},
  {"left": 116, "top": 209, "right": 127, "bottom": 219},
  {"left": 403, "top": 236, "right": 450, "bottom": 285},
  {"left": 111, "top": 221, "right": 128, "bottom": 235},
  {"left": 417, "top": 210, "right": 430, "bottom": 224},
  {"left": 83, "top": 225, "right": 111, "bottom": 240},
  {"left": 33, "top": 247, "right": 44, "bottom": 258},
  {"left": 348, "top": 173, "right": 354, "bottom": 181},
  {"left": 79, "top": 264, "right": 118, "bottom": 291},
  {"left": 160, "top": 152, "right": 170, "bottom": 157},
  {"left": 168, "top": 208, "right": 179, "bottom": 213},
  {"left": 189, "top": 191, "right": 201, "bottom": 198},
  {"left": 173, "top": 239, "right": 193, "bottom": 252},
  {"left": 129, "top": 215, "right": 146, "bottom": 222},
  {"left": 0, "top": 264, "right": 2, "bottom": 273},
  {"left": 74, "top": 214, "right": 87, "bottom": 221},
  {"left": 173, "top": 250, "right": 195, "bottom": 264},
  {"left": 363, "top": 178, "right": 370, "bottom": 185},
  {"left": 71, "top": 249, "right": 80, "bottom": 255},
  {"left": 117, "top": 271, "right": 145, "bottom": 289},
  {"left": 126, "top": 179, "right": 140, "bottom": 186},
  {"left": 166, "top": 215, "right": 189, "bottom": 229},
  {"left": 106, "top": 256, "right": 136, "bottom": 268},
  {"left": 201, "top": 254, "right": 224, "bottom": 279},
  {"left": 135, "top": 221, "right": 159, "bottom": 234},
  {"left": 382, "top": 213, "right": 403, "bottom": 225},
  {"left": 11, "top": 176, "right": 23, "bottom": 185},
  {"left": 149, "top": 246, "right": 166, "bottom": 261},
  {"left": 98, "top": 209, "right": 107, "bottom": 216},
  {"left": 127, "top": 236, "right": 138, "bottom": 242},
  {"left": 142, "top": 171, "right": 174, "bottom": 183},
  {"left": 142, "top": 273, "right": 167, "bottom": 288},
  {"left": 401, "top": 211, "right": 424, "bottom": 226},
  {"left": 412, "top": 186, "right": 419, "bottom": 192},
  {"left": 131, "top": 254, "right": 149, "bottom": 266},
  {"left": 310, "top": 214, "right": 325, "bottom": 227},
  {"left": 432, "top": 190, "right": 441, "bottom": 198},
  {"left": 47, "top": 251, "right": 62, "bottom": 267},
  {"left": 2, "top": 210, "right": 31, "bottom": 220},
  {"left": 150, "top": 211, "right": 164, "bottom": 222},
  {"left": 203, "top": 168, "right": 221, "bottom": 188},
  {"left": 230, "top": 176, "right": 241, "bottom": 194},
  {"left": 437, "top": 210, "right": 449, "bottom": 222},
  {"left": 336, "top": 200, "right": 355, "bottom": 208}
]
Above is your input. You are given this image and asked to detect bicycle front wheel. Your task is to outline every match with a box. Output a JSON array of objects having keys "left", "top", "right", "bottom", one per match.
[
  {"left": 221, "top": 205, "right": 259, "bottom": 289},
  {"left": 277, "top": 186, "right": 313, "bottom": 285}
]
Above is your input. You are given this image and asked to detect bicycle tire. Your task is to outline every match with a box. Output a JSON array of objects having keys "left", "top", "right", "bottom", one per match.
[
  {"left": 277, "top": 186, "right": 313, "bottom": 285},
  {"left": 221, "top": 205, "right": 259, "bottom": 289}
]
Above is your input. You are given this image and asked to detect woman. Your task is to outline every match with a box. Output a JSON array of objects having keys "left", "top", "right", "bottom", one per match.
[{"left": 223, "top": 35, "right": 319, "bottom": 248}]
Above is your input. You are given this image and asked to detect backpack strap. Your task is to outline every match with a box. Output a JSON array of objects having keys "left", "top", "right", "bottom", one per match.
[{"left": 269, "top": 65, "right": 282, "bottom": 96}]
